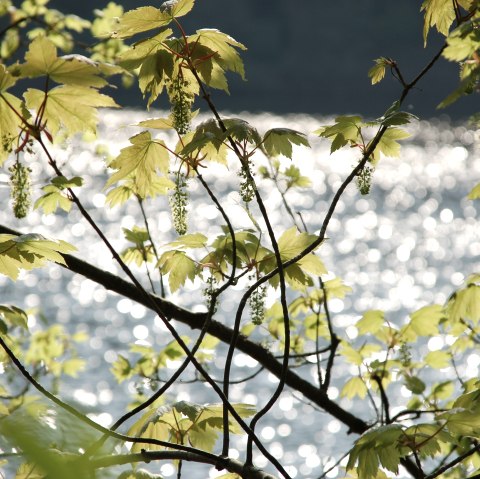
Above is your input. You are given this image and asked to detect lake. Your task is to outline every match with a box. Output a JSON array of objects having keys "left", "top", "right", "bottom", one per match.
[{"left": 0, "top": 110, "right": 479, "bottom": 478}]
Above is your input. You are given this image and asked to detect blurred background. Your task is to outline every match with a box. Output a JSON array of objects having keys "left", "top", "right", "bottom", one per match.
[{"left": 48, "top": 0, "right": 476, "bottom": 119}]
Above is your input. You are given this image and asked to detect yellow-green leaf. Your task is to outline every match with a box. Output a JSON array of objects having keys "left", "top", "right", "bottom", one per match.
[
  {"left": 113, "top": 6, "right": 171, "bottom": 39},
  {"left": 408, "top": 304, "right": 444, "bottom": 336},
  {"left": 161, "top": 0, "right": 195, "bottom": 18},
  {"left": 368, "top": 58, "right": 389, "bottom": 85},
  {"left": 357, "top": 310, "right": 385, "bottom": 335},
  {"left": 341, "top": 376, "right": 368, "bottom": 399},
  {"left": 24, "top": 85, "right": 118, "bottom": 137},
  {"left": 277, "top": 226, "right": 318, "bottom": 260},
  {"left": 371, "top": 128, "right": 410, "bottom": 160},
  {"left": 262, "top": 128, "right": 310, "bottom": 159},
  {"left": 421, "top": 0, "right": 456, "bottom": 45},
  {"left": 468, "top": 183, "right": 480, "bottom": 200},
  {"left": 425, "top": 350, "right": 451, "bottom": 369},
  {"left": 340, "top": 342, "right": 363, "bottom": 366},
  {"left": 157, "top": 250, "right": 197, "bottom": 292},
  {"left": 106, "top": 131, "right": 170, "bottom": 198}
]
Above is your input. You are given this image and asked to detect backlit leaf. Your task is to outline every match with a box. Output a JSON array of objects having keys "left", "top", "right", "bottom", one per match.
[
  {"left": 262, "top": 128, "right": 310, "bottom": 159},
  {"left": 368, "top": 57, "right": 389, "bottom": 85},
  {"left": 24, "top": 85, "right": 118, "bottom": 137},
  {"left": 277, "top": 226, "right": 318, "bottom": 260},
  {"left": 157, "top": 250, "right": 197, "bottom": 292},
  {"left": 167, "top": 233, "right": 208, "bottom": 249},
  {"left": 0, "top": 304, "right": 28, "bottom": 330},
  {"left": 113, "top": 7, "right": 171, "bottom": 39},
  {"left": 468, "top": 182, "right": 480, "bottom": 200},
  {"left": 371, "top": 128, "right": 410, "bottom": 160},
  {"left": 106, "top": 131, "right": 170, "bottom": 198},
  {"left": 357, "top": 310, "right": 385, "bottom": 335},
  {"left": 421, "top": 0, "right": 456, "bottom": 45},
  {"left": 447, "top": 284, "right": 480, "bottom": 324},
  {"left": 341, "top": 376, "right": 368, "bottom": 399},
  {"left": 340, "top": 342, "right": 363, "bottom": 366},
  {"left": 408, "top": 304, "right": 444, "bottom": 336},
  {"left": 0, "top": 233, "right": 76, "bottom": 280},
  {"left": 315, "top": 116, "right": 363, "bottom": 153},
  {"left": 425, "top": 350, "right": 451, "bottom": 369},
  {"left": 19, "top": 37, "right": 113, "bottom": 87},
  {"left": 0, "top": 66, "right": 23, "bottom": 164},
  {"left": 160, "top": 0, "right": 195, "bottom": 18}
]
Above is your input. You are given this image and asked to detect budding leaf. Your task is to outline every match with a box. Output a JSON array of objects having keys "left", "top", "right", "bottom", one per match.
[
  {"left": 368, "top": 57, "right": 389, "bottom": 85},
  {"left": 160, "top": 0, "right": 195, "bottom": 18}
]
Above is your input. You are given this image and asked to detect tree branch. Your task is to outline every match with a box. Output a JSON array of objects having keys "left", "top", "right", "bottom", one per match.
[{"left": 0, "top": 223, "right": 369, "bottom": 435}]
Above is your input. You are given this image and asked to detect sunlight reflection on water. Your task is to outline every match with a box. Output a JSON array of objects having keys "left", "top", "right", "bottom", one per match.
[{"left": 1, "top": 110, "right": 479, "bottom": 478}]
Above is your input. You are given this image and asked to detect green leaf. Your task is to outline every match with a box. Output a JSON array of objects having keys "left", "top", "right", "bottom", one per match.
[
  {"left": 340, "top": 342, "right": 363, "bottom": 366},
  {"left": 157, "top": 250, "right": 197, "bottom": 292},
  {"left": 111, "top": 355, "right": 132, "bottom": 383},
  {"left": 468, "top": 183, "right": 480, "bottom": 200},
  {"left": 223, "top": 118, "right": 261, "bottom": 145},
  {"left": 34, "top": 189, "right": 72, "bottom": 215},
  {"left": 371, "top": 127, "right": 411, "bottom": 160},
  {"left": 407, "top": 304, "right": 444, "bottom": 337},
  {"left": 62, "top": 358, "right": 86, "bottom": 377},
  {"left": 323, "top": 277, "right": 353, "bottom": 299},
  {"left": 0, "top": 66, "right": 23, "bottom": 164},
  {"left": 368, "top": 57, "right": 389, "bottom": 85},
  {"left": 404, "top": 375, "right": 426, "bottom": 394},
  {"left": 262, "top": 128, "right": 310, "bottom": 159},
  {"left": 24, "top": 85, "right": 119, "bottom": 137},
  {"left": 277, "top": 226, "right": 319, "bottom": 260},
  {"left": 421, "top": 0, "right": 456, "bottom": 45},
  {"left": 106, "top": 131, "right": 170, "bottom": 198},
  {"left": 296, "top": 253, "right": 327, "bottom": 276},
  {"left": 19, "top": 37, "right": 113, "bottom": 87},
  {"left": 137, "top": 117, "right": 174, "bottom": 130},
  {"left": 167, "top": 233, "right": 208, "bottom": 249},
  {"left": 179, "top": 120, "right": 228, "bottom": 163},
  {"left": 0, "top": 304, "right": 29, "bottom": 329},
  {"left": 113, "top": 6, "right": 171, "bottom": 39},
  {"left": 357, "top": 310, "right": 385, "bottom": 335},
  {"left": 188, "top": 29, "right": 247, "bottom": 84},
  {"left": 315, "top": 115, "right": 363, "bottom": 153},
  {"left": 34, "top": 177, "right": 82, "bottom": 215},
  {"left": 118, "top": 29, "right": 173, "bottom": 70},
  {"left": 425, "top": 350, "right": 451, "bottom": 369},
  {"left": 0, "top": 233, "right": 76, "bottom": 280},
  {"left": 443, "top": 408, "right": 480, "bottom": 435},
  {"left": 341, "top": 377, "right": 368, "bottom": 399},
  {"left": 447, "top": 284, "right": 480, "bottom": 324}
]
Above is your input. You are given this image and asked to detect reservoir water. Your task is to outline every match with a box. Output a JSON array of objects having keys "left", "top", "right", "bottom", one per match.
[{"left": 0, "top": 111, "right": 479, "bottom": 478}]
